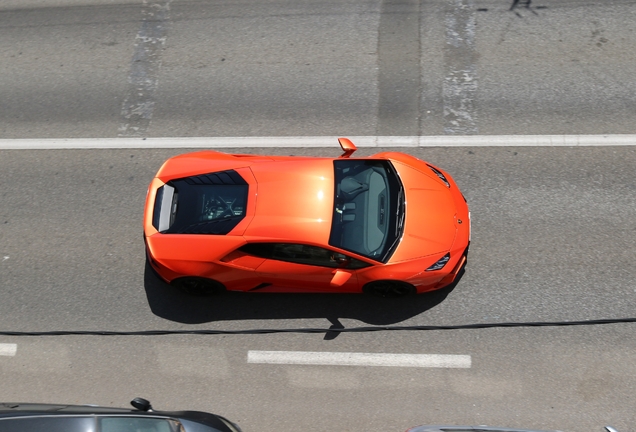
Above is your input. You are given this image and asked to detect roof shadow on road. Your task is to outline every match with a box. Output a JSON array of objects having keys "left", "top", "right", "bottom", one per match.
[{"left": 143, "top": 261, "right": 461, "bottom": 326}]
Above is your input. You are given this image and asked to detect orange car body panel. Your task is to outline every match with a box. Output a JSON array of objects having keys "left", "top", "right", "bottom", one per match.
[
  {"left": 144, "top": 143, "right": 470, "bottom": 294},
  {"left": 242, "top": 159, "right": 334, "bottom": 244}
]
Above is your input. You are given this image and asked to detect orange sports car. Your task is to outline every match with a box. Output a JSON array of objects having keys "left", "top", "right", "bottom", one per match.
[{"left": 143, "top": 138, "right": 470, "bottom": 297}]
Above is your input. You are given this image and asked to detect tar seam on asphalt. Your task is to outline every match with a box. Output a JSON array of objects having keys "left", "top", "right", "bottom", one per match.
[{"left": 1, "top": 318, "right": 635, "bottom": 337}]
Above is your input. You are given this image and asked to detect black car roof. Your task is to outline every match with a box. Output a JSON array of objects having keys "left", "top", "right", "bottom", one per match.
[{"left": 0, "top": 403, "right": 131, "bottom": 414}]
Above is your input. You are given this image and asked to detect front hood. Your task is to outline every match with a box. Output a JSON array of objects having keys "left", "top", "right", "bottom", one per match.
[{"left": 389, "top": 162, "right": 457, "bottom": 262}]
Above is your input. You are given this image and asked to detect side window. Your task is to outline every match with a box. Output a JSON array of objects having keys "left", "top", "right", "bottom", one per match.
[
  {"left": 238, "top": 243, "right": 370, "bottom": 269},
  {"left": 271, "top": 244, "right": 333, "bottom": 266}
]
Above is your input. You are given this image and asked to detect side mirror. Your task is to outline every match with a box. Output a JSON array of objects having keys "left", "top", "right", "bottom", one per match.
[
  {"left": 338, "top": 137, "right": 357, "bottom": 158},
  {"left": 331, "top": 253, "right": 350, "bottom": 265},
  {"left": 330, "top": 270, "right": 352, "bottom": 286},
  {"left": 131, "top": 397, "right": 152, "bottom": 412}
]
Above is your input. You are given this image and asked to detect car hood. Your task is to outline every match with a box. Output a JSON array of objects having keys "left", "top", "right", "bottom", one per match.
[{"left": 388, "top": 161, "right": 457, "bottom": 263}]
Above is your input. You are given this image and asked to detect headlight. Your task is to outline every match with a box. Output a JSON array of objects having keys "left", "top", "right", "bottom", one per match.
[{"left": 426, "top": 253, "right": 450, "bottom": 271}]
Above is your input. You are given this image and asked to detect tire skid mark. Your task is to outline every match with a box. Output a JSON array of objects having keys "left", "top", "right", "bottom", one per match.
[{"left": 119, "top": 0, "right": 171, "bottom": 137}]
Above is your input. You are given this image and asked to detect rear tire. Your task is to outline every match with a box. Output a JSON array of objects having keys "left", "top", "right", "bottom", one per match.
[
  {"left": 363, "top": 280, "right": 415, "bottom": 298},
  {"left": 171, "top": 277, "right": 226, "bottom": 296}
]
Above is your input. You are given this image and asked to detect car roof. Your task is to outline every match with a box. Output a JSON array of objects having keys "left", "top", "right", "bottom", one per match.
[
  {"left": 241, "top": 158, "right": 335, "bottom": 244},
  {"left": 0, "top": 403, "right": 132, "bottom": 415}
]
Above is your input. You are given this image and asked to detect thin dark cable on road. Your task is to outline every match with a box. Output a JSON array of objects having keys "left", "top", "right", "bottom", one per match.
[{"left": 1, "top": 317, "right": 635, "bottom": 337}]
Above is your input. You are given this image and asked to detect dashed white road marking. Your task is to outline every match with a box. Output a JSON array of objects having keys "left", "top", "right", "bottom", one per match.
[
  {"left": 0, "top": 135, "right": 635, "bottom": 150},
  {"left": 247, "top": 351, "right": 471, "bottom": 368},
  {"left": 0, "top": 343, "right": 17, "bottom": 356}
]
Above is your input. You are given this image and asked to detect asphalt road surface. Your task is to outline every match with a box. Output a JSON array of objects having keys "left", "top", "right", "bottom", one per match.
[
  {"left": 1, "top": 1, "right": 636, "bottom": 432},
  {"left": 2, "top": 0, "right": 636, "bottom": 137}
]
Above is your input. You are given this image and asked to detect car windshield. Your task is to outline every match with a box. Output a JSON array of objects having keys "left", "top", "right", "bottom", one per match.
[{"left": 328, "top": 159, "right": 404, "bottom": 262}]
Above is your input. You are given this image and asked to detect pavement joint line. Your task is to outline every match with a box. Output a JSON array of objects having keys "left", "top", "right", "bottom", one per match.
[
  {"left": 247, "top": 351, "right": 471, "bottom": 368},
  {"left": 1, "top": 135, "right": 636, "bottom": 150},
  {"left": 0, "top": 343, "right": 17, "bottom": 356}
]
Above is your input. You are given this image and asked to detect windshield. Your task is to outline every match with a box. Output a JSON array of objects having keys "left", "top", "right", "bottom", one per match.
[{"left": 329, "top": 159, "right": 404, "bottom": 262}]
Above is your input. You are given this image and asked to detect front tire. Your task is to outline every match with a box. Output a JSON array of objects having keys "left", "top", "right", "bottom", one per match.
[
  {"left": 363, "top": 280, "right": 415, "bottom": 298},
  {"left": 171, "top": 277, "right": 226, "bottom": 296}
]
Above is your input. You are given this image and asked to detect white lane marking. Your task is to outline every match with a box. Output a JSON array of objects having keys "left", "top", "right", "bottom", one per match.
[
  {"left": 0, "top": 343, "right": 17, "bottom": 356},
  {"left": 247, "top": 351, "right": 471, "bottom": 368},
  {"left": 1, "top": 135, "right": 635, "bottom": 149}
]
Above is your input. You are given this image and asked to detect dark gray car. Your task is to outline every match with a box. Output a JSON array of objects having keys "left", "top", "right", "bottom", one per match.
[
  {"left": 407, "top": 426, "right": 619, "bottom": 432},
  {"left": 406, "top": 427, "right": 562, "bottom": 432},
  {"left": 0, "top": 397, "right": 241, "bottom": 432}
]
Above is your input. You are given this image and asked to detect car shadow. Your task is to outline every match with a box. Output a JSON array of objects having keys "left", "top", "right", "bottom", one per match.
[{"left": 143, "top": 261, "right": 463, "bottom": 326}]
